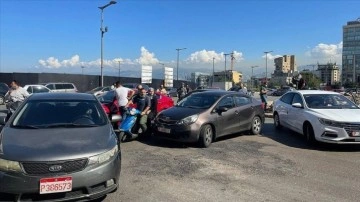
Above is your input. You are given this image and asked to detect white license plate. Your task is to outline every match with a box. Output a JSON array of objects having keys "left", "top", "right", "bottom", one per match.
[
  {"left": 158, "top": 127, "right": 170, "bottom": 133},
  {"left": 352, "top": 131, "right": 360, "bottom": 137},
  {"left": 40, "top": 177, "right": 72, "bottom": 194}
]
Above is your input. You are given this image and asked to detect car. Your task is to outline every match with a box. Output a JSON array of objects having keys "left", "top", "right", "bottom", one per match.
[
  {"left": 0, "top": 82, "right": 9, "bottom": 105},
  {"left": 153, "top": 91, "right": 265, "bottom": 147},
  {"left": 0, "top": 93, "right": 121, "bottom": 201},
  {"left": 23, "top": 84, "right": 52, "bottom": 94},
  {"left": 266, "top": 88, "right": 277, "bottom": 96},
  {"left": 41, "top": 82, "right": 78, "bottom": 93},
  {"left": 273, "top": 90, "right": 360, "bottom": 144},
  {"left": 86, "top": 86, "right": 112, "bottom": 96}
]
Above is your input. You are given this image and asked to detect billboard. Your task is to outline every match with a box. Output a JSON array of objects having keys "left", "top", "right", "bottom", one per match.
[
  {"left": 141, "top": 65, "right": 152, "bottom": 84},
  {"left": 164, "top": 67, "right": 173, "bottom": 87}
]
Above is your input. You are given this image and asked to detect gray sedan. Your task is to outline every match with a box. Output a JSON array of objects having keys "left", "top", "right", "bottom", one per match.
[{"left": 0, "top": 93, "right": 121, "bottom": 201}]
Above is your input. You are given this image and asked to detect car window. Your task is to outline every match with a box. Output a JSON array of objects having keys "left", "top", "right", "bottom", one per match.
[
  {"left": 234, "top": 95, "right": 251, "bottom": 106},
  {"left": 26, "top": 86, "right": 33, "bottom": 94},
  {"left": 280, "top": 93, "right": 295, "bottom": 105},
  {"left": 304, "top": 94, "right": 359, "bottom": 109},
  {"left": 46, "top": 84, "right": 55, "bottom": 90},
  {"left": 33, "top": 86, "right": 50, "bottom": 93},
  {"left": 292, "top": 93, "right": 303, "bottom": 105},
  {"left": 55, "top": 84, "right": 65, "bottom": 90},
  {"left": 217, "top": 95, "right": 235, "bottom": 109},
  {"left": 64, "top": 84, "right": 74, "bottom": 89},
  {"left": 177, "top": 94, "right": 220, "bottom": 109}
]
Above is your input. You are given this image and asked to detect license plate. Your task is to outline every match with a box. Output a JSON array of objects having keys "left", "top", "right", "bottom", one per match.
[
  {"left": 158, "top": 127, "right": 170, "bottom": 133},
  {"left": 352, "top": 131, "right": 360, "bottom": 137},
  {"left": 40, "top": 177, "right": 72, "bottom": 194}
]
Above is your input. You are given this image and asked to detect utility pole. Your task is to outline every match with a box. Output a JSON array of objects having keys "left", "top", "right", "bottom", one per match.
[
  {"left": 264, "top": 51, "right": 273, "bottom": 83},
  {"left": 230, "top": 52, "right": 235, "bottom": 71},
  {"left": 224, "top": 53, "right": 231, "bottom": 82}
]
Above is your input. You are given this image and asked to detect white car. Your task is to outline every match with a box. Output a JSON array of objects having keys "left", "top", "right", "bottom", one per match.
[
  {"left": 23, "top": 84, "right": 51, "bottom": 94},
  {"left": 273, "top": 90, "right": 360, "bottom": 144}
]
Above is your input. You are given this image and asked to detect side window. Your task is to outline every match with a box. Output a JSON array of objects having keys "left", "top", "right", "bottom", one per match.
[
  {"left": 46, "top": 84, "right": 55, "bottom": 90},
  {"left": 55, "top": 84, "right": 64, "bottom": 90},
  {"left": 217, "top": 96, "right": 234, "bottom": 109},
  {"left": 280, "top": 93, "right": 295, "bottom": 105},
  {"left": 234, "top": 95, "right": 251, "bottom": 106},
  {"left": 26, "top": 86, "right": 33, "bottom": 94},
  {"left": 292, "top": 94, "right": 303, "bottom": 105},
  {"left": 64, "top": 84, "right": 74, "bottom": 89}
]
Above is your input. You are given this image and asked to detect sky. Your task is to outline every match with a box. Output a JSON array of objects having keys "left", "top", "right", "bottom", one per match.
[{"left": 0, "top": 0, "right": 359, "bottom": 80}]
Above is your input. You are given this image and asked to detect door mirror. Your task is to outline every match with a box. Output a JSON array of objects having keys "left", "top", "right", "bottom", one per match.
[
  {"left": 217, "top": 107, "right": 228, "bottom": 113},
  {"left": 292, "top": 103, "right": 303, "bottom": 108}
]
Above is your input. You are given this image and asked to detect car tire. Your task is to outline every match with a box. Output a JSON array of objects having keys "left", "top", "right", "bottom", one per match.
[
  {"left": 274, "top": 113, "right": 282, "bottom": 129},
  {"left": 250, "top": 116, "right": 262, "bottom": 135},
  {"left": 0, "top": 96, "right": 4, "bottom": 105},
  {"left": 198, "top": 124, "right": 213, "bottom": 148},
  {"left": 304, "top": 123, "right": 317, "bottom": 144}
]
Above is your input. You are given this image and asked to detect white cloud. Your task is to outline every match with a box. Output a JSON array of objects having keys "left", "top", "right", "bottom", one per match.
[
  {"left": 305, "top": 42, "right": 342, "bottom": 62},
  {"left": 38, "top": 57, "right": 62, "bottom": 69},
  {"left": 187, "top": 50, "right": 244, "bottom": 63},
  {"left": 135, "top": 46, "right": 159, "bottom": 65},
  {"left": 261, "top": 53, "right": 283, "bottom": 60}
]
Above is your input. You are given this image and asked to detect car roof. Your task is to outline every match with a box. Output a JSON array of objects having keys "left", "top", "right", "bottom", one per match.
[
  {"left": 191, "top": 90, "right": 246, "bottom": 96},
  {"left": 296, "top": 90, "right": 339, "bottom": 95},
  {"left": 28, "top": 93, "right": 96, "bottom": 101}
]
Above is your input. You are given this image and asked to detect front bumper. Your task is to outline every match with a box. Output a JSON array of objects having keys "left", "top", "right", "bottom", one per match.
[
  {"left": 0, "top": 153, "right": 121, "bottom": 202},
  {"left": 153, "top": 122, "right": 201, "bottom": 143},
  {"left": 315, "top": 124, "right": 360, "bottom": 144}
]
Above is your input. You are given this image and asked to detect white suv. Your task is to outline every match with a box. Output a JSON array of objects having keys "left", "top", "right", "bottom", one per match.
[{"left": 42, "top": 83, "right": 78, "bottom": 93}]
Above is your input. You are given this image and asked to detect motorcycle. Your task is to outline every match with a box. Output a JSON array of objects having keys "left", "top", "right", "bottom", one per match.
[{"left": 118, "top": 107, "right": 142, "bottom": 142}]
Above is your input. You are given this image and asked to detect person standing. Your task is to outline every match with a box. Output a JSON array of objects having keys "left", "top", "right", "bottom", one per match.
[
  {"left": 186, "top": 84, "right": 192, "bottom": 93},
  {"left": 115, "top": 81, "right": 135, "bottom": 122},
  {"left": 126, "top": 88, "right": 151, "bottom": 134},
  {"left": 260, "top": 82, "right": 268, "bottom": 111},
  {"left": 5, "top": 80, "right": 30, "bottom": 121},
  {"left": 177, "top": 82, "right": 187, "bottom": 101},
  {"left": 147, "top": 87, "right": 158, "bottom": 131}
]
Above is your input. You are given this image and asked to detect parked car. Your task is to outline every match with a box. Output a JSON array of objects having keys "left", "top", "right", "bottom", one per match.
[
  {"left": 86, "top": 86, "right": 112, "bottom": 96},
  {"left": 0, "top": 93, "right": 121, "bottom": 201},
  {"left": 41, "top": 82, "right": 78, "bottom": 93},
  {"left": 266, "top": 88, "right": 277, "bottom": 96},
  {"left": 273, "top": 90, "right": 360, "bottom": 144},
  {"left": 154, "top": 91, "right": 265, "bottom": 147},
  {"left": 0, "top": 82, "right": 9, "bottom": 105},
  {"left": 271, "top": 86, "right": 294, "bottom": 96},
  {"left": 167, "top": 87, "right": 178, "bottom": 97},
  {"left": 23, "top": 84, "right": 51, "bottom": 94}
]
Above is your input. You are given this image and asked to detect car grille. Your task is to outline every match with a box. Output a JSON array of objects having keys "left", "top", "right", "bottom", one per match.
[
  {"left": 157, "top": 117, "right": 177, "bottom": 125},
  {"left": 22, "top": 159, "right": 88, "bottom": 175},
  {"left": 343, "top": 123, "right": 360, "bottom": 136}
]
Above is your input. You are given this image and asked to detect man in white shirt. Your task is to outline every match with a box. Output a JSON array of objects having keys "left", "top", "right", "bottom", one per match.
[
  {"left": 114, "top": 81, "right": 135, "bottom": 121},
  {"left": 5, "top": 80, "right": 30, "bottom": 121}
]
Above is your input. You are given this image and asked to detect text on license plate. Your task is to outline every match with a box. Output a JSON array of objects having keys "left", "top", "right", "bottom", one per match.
[
  {"left": 158, "top": 127, "right": 170, "bottom": 133},
  {"left": 40, "top": 177, "right": 72, "bottom": 194},
  {"left": 352, "top": 131, "right": 360, "bottom": 137}
]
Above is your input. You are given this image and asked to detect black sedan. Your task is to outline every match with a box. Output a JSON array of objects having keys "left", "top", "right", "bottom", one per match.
[{"left": 154, "top": 91, "right": 265, "bottom": 147}]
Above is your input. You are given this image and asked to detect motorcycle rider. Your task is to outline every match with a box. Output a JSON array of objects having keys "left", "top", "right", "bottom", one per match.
[
  {"left": 5, "top": 80, "right": 30, "bottom": 121},
  {"left": 126, "top": 88, "right": 151, "bottom": 135}
]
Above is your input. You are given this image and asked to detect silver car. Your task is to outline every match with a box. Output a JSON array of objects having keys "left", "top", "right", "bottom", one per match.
[{"left": 0, "top": 93, "right": 121, "bottom": 201}]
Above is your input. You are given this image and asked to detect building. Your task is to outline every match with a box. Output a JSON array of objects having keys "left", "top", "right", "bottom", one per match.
[
  {"left": 342, "top": 18, "right": 360, "bottom": 85},
  {"left": 270, "top": 55, "right": 297, "bottom": 86},
  {"left": 191, "top": 72, "right": 211, "bottom": 87},
  {"left": 318, "top": 63, "right": 340, "bottom": 85},
  {"left": 213, "top": 70, "right": 243, "bottom": 84}
]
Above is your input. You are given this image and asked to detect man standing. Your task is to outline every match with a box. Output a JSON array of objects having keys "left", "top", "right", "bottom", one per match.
[
  {"left": 115, "top": 81, "right": 135, "bottom": 121},
  {"left": 260, "top": 82, "right": 268, "bottom": 111},
  {"left": 177, "top": 82, "right": 187, "bottom": 101},
  {"left": 127, "top": 88, "right": 151, "bottom": 135},
  {"left": 5, "top": 80, "right": 30, "bottom": 121}
]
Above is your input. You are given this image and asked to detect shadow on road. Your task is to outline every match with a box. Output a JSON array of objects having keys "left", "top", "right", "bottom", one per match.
[{"left": 261, "top": 120, "right": 360, "bottom": 152}]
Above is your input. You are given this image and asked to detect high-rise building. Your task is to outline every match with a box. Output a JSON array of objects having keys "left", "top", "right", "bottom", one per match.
[
  {"left": 342, "top": 18, "right": 360, "bottom": 85},
  {"left": 273, "top": 55, "right": 297, "bottom": 75},
  {"left": 318, "top": 63, "right": 340, "bottom": 85}
]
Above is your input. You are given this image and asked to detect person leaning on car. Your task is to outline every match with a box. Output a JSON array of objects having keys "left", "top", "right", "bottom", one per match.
[
  {"left": 5, "top": 80, "right": 29, "bottom": 103},
  {"left": 126, "top": 88, "right": 151, "bottom": 134},
  {"left": 115, "top": 81, "right": 135, "bottom": 121}
]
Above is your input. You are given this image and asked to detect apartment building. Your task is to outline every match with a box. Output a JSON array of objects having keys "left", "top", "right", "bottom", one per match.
[{"left": 342, "top": 18, "right": 360, "bottom": 84}]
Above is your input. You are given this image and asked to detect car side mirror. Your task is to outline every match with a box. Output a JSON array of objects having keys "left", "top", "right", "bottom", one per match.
[
  {"left": 111, "top": 114, "right": 122, "bottom": 123},
  {"left": 217, "top": 107, "right": 228, "bottom": 113},
  {"left": 292, "top": 103, "right": 303, "bottom": 108}
]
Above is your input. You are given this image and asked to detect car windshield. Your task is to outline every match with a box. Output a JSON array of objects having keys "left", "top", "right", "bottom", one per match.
[
  {"left": 98, "top": 90, "right": 115, "bottom": 103},
  {"left": 11, "top": 100, "right": 107, "bottom": 128},
  {"left": 177, "top": 94, "right": 220, "bottom": 109},
  {"left": 303, "top": 94, "right": 359, "bottom": 109}
]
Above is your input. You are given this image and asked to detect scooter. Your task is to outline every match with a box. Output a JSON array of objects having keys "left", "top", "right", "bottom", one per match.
[{"left": 118, "top": 107, "right": 142, "bottom": 142}]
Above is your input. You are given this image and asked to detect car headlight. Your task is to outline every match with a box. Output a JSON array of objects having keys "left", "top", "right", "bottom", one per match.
[
  {"left": 88, "top": 145, "right": 118, "bottom": 165},
  {"left": 0, "top": 158, "right": 22, "bottom": 172},
  {"left": 176, "top": 114, "right": 199, "bottom": 125},
  {"left": 318, "top": 118, "right": 344, "bottom": 128}
]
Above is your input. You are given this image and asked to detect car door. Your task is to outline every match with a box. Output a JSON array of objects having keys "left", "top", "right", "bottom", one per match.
[
  {"left": 276, "top": 93, "right": 295, "bottom": 128},
  {"left": 214, "top": 95, "right": 238, "bottom": 136},
  {"left": 234, "top": 95, "right": 254, "bottom": 130},
  {"left": 287, "top": 93, "right": 306, "bottom": 133}
]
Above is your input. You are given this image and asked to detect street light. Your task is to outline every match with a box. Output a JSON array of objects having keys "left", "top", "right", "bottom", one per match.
[
  {"left": 117, "top": 60, "right": 121, "bottom": 80},
  {"left": 99, "top": 0, "right": 117, "bottom": 87},
  {"left": 212, "top": 57, "right": 215, "bottom": 86},
  {"left": 81, "top": 66, "right": 85, "bottom": 75},
  {"left": 251, "top": 65, "right": 258, "bottom": 90},
  {"left": 224, "top": 53, "right": 231, "bottom": 82},
  {"left": 264, "top": 50, "right": 273, "bottom": 83},
  {"left": 176, "top": 48, "right": 186, "bottom": 81}
]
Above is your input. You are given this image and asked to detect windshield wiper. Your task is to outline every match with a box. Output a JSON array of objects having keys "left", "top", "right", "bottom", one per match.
[
  {"left": 13, "top": 125, "right": 40, "bottom": 129},
  {"left": 42, "top": 123, "right": 99, "bottom": 128}
]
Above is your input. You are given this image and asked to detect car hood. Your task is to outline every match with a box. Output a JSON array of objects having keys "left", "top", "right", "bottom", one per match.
[
  {"left": 310, "top": 108, "right": 360, "bottom": 123},
  {"left": 159, "top": 106, "right": 206, "bottom": 120},
  {"left": 0, "top": 125, "right": 116, "bottom": 162}
]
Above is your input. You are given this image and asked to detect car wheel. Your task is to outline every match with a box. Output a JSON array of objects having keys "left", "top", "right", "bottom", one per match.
[
  {"left": 198, "top": 124, "right": 213, "bottom": 148},
  {"left": 274, "top": 113, "right": 282, "bottom": 129},
  {"left": 304, "top": 123, "right": 317, "bottom": 144},
  {"left": 250, "top": 116, "right": 262, "bottom": 135},
  {"left": 0, "top": 96, "right": 4, "bottom": 105}
]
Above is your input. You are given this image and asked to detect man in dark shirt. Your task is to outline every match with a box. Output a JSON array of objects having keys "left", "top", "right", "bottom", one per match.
[{"left": 127, "top": 88, "right": 151, "bottom": 134}]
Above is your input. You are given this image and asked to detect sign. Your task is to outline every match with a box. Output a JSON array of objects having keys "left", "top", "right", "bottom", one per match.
[
  {"left": 164, "top": 67, "right": 173, "bottom": 88},
  {"left": 40, "top": 176, "right": 72, "bottom": 194},
  {"left": 141, "top": 65, "right": 152, "bottom": 84}
]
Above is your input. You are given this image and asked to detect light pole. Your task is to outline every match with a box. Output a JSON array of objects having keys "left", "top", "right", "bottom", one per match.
[
  {"left": 117, "top": 60, "right": 121, "bottom": 80},
  {"left": 264, "top": 50, "right": 273, "bottom": 83},
  {"left": 99, "top": 0, "right": 117, "bottom": 87},
  {"left": 176, "top": 48, "right": 186, "bottom": 81},
  {"left": 224, "top": 53, "right": 231, "bottom": 82},
  {"left": 81, "top": 66, "right": 85, "bottom": 75},
  {"left": 212, "top": 57, "right": 215, "bottom": 86},
  {"left": 251, "top": 65, "right": 258, "bottom": 90}
]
